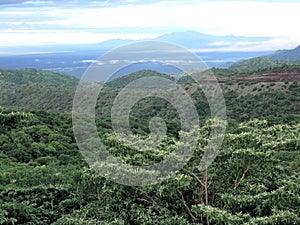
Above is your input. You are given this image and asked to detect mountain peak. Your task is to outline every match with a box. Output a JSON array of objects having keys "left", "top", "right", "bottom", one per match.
[
  {"left": 267, "top": 45, "right": 300, "bottom": 60},
  {"left": 94, "top": 30, "right": 274, "bottom": 51},
  {"left": 156, "top": 31, "right": 214, "bottom": 41}
]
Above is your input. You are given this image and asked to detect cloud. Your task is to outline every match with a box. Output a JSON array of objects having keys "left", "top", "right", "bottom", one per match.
[
  {"left": 0, "top": 0, "right": 163, "bottom": 7},
  {"left": 0, "top": 30, "right": 159, "bottom": 46},
  {"left": 0, "top": 0, "right": 28, "bottom": 5},
  {"left": 0, "top": 0, "right": 299, "bottom": 49},
  {"left": 0, "top": 0, "right": 299, "bottom": 8}
]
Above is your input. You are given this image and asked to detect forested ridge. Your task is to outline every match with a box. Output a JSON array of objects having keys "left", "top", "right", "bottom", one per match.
[
  {"left": 0, "top": 67, "right": 299, "bottom": 224},
  {"left": 1, "top": 67, "right": 300, "bottom": 121}
]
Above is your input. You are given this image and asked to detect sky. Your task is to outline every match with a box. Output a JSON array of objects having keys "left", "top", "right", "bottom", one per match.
[{"left": 0, "top": 0, "right": 300, "bottom": 50}]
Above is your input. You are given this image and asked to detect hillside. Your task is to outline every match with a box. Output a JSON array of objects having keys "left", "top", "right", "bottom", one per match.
[
  {"left": 0, "top": 67, "right": 299, "bottom": 123},
  {"left": 0, "top": 68, "right": 79, "bottom": 112},
  {"left": 105, "top": 70, "right": 175, "bottom": 89},
  {"left": 229, "top": 45, "right": 300, "bottom": 72},
  {"left": 0, "top": 83, "right": 75, "bottom": 113},
  {"left": 267, "top": 45, "right": 300, "bottom": 60},
  {"left": 0, "top": 68, "right": 79, "bottom": 86},
  {"left": 229, "top": 57, "right": 300, "bottom": 73},
  {"left": 0, "top": 67, "right": 299, "bottom": 224}
]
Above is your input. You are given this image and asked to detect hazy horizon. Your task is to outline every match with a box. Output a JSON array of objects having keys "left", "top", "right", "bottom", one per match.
[{"left": 0, "top": 0, "right": 300, "bottom": 51}]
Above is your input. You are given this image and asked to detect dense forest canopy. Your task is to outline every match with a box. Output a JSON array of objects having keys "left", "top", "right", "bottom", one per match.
[{"left": 0, "top": 66, "right": 299, "bottom": 224}]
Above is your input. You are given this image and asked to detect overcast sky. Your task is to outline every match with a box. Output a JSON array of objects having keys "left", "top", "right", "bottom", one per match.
[{"left": 0, "top": 0, "right": 299, "bottom": 50}]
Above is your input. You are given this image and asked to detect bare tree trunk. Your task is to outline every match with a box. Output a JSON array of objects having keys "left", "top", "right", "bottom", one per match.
[
  {"left": 204, "top": 170, "right": 209, "bottom": 206},
  {"left": 177, "top": 190, "right": 197, "bottom": 221},
  {"left": 234, "top": 163, "right": 250, "bottom": 190},
  {"left": 204, "top": 169, "right": 210, "bottom": 225}
]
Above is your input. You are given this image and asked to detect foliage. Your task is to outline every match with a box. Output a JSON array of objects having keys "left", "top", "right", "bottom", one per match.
[
  {"left": 229, "top": 57, "right": 300, "bottom": 74},
  {"left": 0, "top": 107, "right": 299, "bottom": 224},
  {"left": 0, "top": 68, "right": 79, "bottom": 86},
  {"left": 104, "top": 70, "right": 175, "bottom": 89},
  {"left": 0, "top": 66, "right": 299, "bottom": 224},
  {"left": 1, "top": 67, "right": 300, "bottom": 123}
]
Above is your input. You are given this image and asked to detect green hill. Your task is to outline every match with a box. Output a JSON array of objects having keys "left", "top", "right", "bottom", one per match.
[
  {"left": 0, "top": 68, "right": 80, "bottom": 112},
  {"left": 0, "top": 68, "right": 79, "bottom": 86},
  {"left": 0, "top": 67, "right": 299, "bottom": 124},
  {"left": 229, "top": 57, "right": 300, "bottom": 73},
  {"left": 0, "top": 83, "right": 75, "bottom": 113},
  {"left": 0, "top": 69, "right": 176, "bottom": 113},
  {"left": 105, "top": 70, "right": 175, "bottom": 89},
  {"left": 268, "top": 45, "right": 300, "bottom": 60},
  {"left": 228, "top": 45, "right": 300, "bottom": 73}
]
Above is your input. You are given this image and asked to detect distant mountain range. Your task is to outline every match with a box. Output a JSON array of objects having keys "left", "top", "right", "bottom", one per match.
[
  {"left": 0, "top": 31, "right": 274, "bottom": 54},
  {"left": 96, "top": 31, "right": 272, "bottom": 51},
  {"left": 1, "top": 31, "right": 299, "bottom": 78},
  {"left": 230, "top": 45, "right": 300, "bottom": 71},
  {"left": 267, "top": 45, "right": 300, "bottom": 60}
]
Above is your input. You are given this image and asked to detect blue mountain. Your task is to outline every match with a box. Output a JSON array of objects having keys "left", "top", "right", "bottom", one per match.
[{"left": 267, "top": 45, "right": 300, "bottom": 60}]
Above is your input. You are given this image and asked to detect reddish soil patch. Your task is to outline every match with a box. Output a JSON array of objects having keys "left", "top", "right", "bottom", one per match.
[{"left": 224, "top": 72, "right": 300, "bottom": 83}]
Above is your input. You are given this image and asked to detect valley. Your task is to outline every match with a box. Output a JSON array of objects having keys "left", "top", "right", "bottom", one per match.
[{"left": 0, "top": 43, "right": 299, "bottom": 225}]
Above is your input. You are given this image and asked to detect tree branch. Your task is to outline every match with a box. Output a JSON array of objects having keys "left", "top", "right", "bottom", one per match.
[
  {"left": 183, "top": 169, "right": 205, "bottom": 187},
  {"left": 177, "top": 190, "right": 197, "bottom": 221},
  {"left": 137, "top": 193, "right": 156, "bottom": 205},
  {"left": 204, "top": 170, "right": 210, "bottom": 225},
  {"left": 145, "top": 193, "right": 156, "bottom": 205},
  {"left": 234, "top": 163, "right": 251, "bottom": 190}
]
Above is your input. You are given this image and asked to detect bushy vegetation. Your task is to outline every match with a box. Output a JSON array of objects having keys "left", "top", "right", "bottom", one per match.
[
  {"left": 0, "top": 68, "right": 78, "bottom": 113},
  {"left": 0, "top": 67, "right": 299, "bottom": 224},
  {"left": 1, "top": 67, "right": 299, "bottom": 120},
  {"left": 0, "top": 68, "right": 79, "bottom": 87},
  {"left": 0, "top": 107, "right": 299, "bottom": 224},
  {"left": 228, "top": 58, "right": 300, "bottom": 75},
  {"left": 105, "top": 70, "right": 175, "bottom": 89}
]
